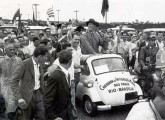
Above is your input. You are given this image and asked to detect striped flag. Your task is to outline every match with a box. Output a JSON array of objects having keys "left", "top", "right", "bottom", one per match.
[
  {"left": 101, "top": 0, "right": 109, "bottom": 17},
  {"left": 46, "top": 8, "right": 54, "bottom": 17}
]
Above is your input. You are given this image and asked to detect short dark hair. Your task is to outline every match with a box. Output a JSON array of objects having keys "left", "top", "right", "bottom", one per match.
[
  {"left": 57, "top": 24, "right": 62, "bottom": 29},
  {"left": 45, "top": 28, "right": 51, "bottom": 32},
  {"left": 11, "top": 30, "right": 17, "bottom": 35},
  {"left": 51, "top": 22, "right": 55, "bottom": 26},
  {"left": 32, "top": 37, "right": 39, "bottom": 42},
  {"left": 29, "top": 31, "right": 34, "bottom": 35},
  {"left": 33, "top": 46, "right": 48, "bottom": 57},
  {"left": 39, "top": 33, "right": 44, "bottom": 36},
  {"left": 61, "top": 42, "right": 71, "bottom": 50},
  {"left": 75, "top": 26, "right": 85, "bottom": 32},
  {"left": 39, "top": 38, "right": 49, "bottom": 46},
  {"left": 71, "top": 31, "right": 81, "bottom": 38},
  {"left": 59, "top": 50, "right": 72, "bottom": 64},
  {"left": 157, "top": 32, "right": 164, "bottom": 36},
  {"left": 121, "top": 31, "right": 129, "bottom": 36}
]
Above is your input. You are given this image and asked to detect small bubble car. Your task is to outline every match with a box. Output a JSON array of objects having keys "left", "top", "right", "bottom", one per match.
[{"left": 76, "top": 54, "right": 143, "bottom": 116}]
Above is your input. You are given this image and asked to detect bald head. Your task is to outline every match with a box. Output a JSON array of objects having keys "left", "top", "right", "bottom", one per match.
[{"left": 4, "top": 43, "right": 16, "bottom": 57}]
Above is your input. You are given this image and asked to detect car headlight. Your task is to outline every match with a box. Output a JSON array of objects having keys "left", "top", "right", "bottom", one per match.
[{"left": 83, "top": 80, "right": 93, "bottom": 88}]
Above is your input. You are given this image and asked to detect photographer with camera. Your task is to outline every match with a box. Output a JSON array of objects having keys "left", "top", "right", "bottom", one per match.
[{"left": 139, "top": 35, "right": 159, "bottom": 98}]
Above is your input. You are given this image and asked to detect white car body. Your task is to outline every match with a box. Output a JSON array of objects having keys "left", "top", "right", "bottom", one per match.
[
  {"left": 25, "top": 26, "right": 50, "bottom": 35},
  {"left": 111, "top": 26, "right": 136, "bottom": 35},
  {"left": 76, "top": 54, "right": 143, "bottom": 115},
  {"left": 143, "top": 28, "right": 165, "bottom": 33}
]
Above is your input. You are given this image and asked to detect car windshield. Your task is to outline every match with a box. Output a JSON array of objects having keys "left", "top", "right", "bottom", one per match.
[{"left": 92, "top": 57, "right": 126, "bottom": 75}]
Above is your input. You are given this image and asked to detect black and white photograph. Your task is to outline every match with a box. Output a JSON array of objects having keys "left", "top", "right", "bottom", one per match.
[{"left": 0, "top": 0, "right": 165, "bottom": 120}]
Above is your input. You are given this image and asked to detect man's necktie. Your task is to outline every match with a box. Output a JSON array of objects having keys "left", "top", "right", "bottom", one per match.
[{"left": 68, "top": 73, "right": 71, "bottom": 87}]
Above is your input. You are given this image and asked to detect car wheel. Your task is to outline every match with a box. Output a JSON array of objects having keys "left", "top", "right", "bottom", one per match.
[{"left": 84, "top": 97, "right": 97, "bottom": 116}]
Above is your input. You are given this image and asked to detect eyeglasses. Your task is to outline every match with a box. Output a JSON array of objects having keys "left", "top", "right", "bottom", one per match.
[{"left": 9, "top": 49, "right": 15, "bottom": 51}]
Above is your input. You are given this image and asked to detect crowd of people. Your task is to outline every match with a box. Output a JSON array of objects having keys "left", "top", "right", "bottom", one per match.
[{"left": 0, "top": 18, "right": 165, "bottom": 120}]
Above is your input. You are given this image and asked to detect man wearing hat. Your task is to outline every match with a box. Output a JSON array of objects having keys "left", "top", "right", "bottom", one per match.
[
  {"left": 139, "top": 35, "right": 159, "bottom": 97},
  {"left": 80, "top": 19, "right": 108, "bottom": 54}
]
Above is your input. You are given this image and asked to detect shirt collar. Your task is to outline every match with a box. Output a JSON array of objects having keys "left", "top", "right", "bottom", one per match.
[
  {"left": 32, "top": 57, "right": 40, "bottom": 67},
  {"left": 58, "top": 64, "right": 69, "bottom": 77},
  {"left": 72, "top": 46, "right": 80, "bottom": 51},
  {"left": 5, "top": 55, "right": 15, "bottom": 60}
]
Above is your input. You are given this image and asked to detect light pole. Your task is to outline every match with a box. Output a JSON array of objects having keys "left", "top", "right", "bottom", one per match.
[
  {"left": 32, "top": 4, "right": 39, "bottom": 21},
  {"left": 74, "top": 10, "right": 79, "bottom": 20},
  {"left": 56, "top": 10, "right": 60, "bottom": 23},
  {"left": 37, "top": 12, "right": 40, "bottom": 20}
]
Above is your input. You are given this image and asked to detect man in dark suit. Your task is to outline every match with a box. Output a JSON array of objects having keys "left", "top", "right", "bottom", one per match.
[
  {"left": 0, "top": 40, "right": 4, "bottom": 56},
  {"left": 137, "top": 32, "right": 148, "bottom": 63},
  {"left": 139, "top": 35, "right": 159, "bottom": 98},
  {"left": 11, "top": 46, "right": 48, "bottom": 120},
  {"left": 44, "top": 50, "right": 74, "bottom": 120}
]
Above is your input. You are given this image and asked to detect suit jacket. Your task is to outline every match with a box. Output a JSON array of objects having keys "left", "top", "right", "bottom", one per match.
[
  {"left": 137, "top": 40, "right": 147, "bottom": 62},
  {"left": 0, "top": 48, "right": 4, "bottom": 56},
  {"left": 139, "top": 45, "right": 158, "bottom": 72},
  {"left": 44, "top": 67, "right": 72, "bottom": 120},
  {"left": 80, "top": 30, "right": 108, "bottom": 54},
  {"left": 10, "top": 58, "right": 45, "bottom": 109}
]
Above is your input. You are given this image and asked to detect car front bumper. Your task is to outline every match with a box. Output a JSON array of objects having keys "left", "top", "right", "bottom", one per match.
[{"left": 97, "top": 105, "right": 112, "bottom": 111}]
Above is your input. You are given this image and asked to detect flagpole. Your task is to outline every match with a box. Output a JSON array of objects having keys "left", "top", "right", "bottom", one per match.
[{"left": 105, "top": 11, "right": 107, "bottom": 23}]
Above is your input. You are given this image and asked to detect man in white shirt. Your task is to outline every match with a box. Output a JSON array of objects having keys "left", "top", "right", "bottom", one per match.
[
  {"left": 28, "top": 32, "right": 35, "bottom": 45},
  {"left": 17, "top": 36, "right": 31, "bottom": 59},
  {"left": 114, "top": 31, "right": 130, "bottom": 67},
  {"left": 47, "top": 19, "right": 58, "bottom": 35},
  {"left": 71, "top": 31, "right": 89, "bottom": 90},
  {"left": 156, "top": 32, "right": 164, "bottom": 51}
]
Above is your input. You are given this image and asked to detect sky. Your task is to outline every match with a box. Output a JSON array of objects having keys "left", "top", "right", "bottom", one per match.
[{"left": 0, "top": 0, "right": 165, "bottom": 23}]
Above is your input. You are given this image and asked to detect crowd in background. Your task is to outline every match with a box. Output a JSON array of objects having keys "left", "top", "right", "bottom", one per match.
[{"left": 0, "top": 18, "right": 165, "bottom": 120}]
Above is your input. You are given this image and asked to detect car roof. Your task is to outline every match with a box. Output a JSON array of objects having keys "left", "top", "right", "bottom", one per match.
[
  {"left": 26, "top": 26, "right": 50, "bottom": 30},
  {"left": 67, "top": 26, "right": 88, "bottom": 30},
  {"left": 143, "top": 28, "right": 165, "bottom": 32},
  {"left": 0, "top": 25, "right": 17, "bottom": 28},
  {"left": 87, "top": 54, "right": 123, "bottom": 63},
  {"left": 111, "top": 26, "right": 135, "bottom": 31}
]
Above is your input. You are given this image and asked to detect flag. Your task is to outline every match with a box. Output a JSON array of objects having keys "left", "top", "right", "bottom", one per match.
[
  {"left": 18, "top": 14, "right": 23, "bottom": 33},
  {"left": 32, "top": 10, "right": 37, "bottom": 25},
  {"left": 101, "top": 0, "right": 109, "bottom": 18},
  {"left": 12, "top": 9, "right": 21, "bottom": 23},
  {"left": 46, "top": 8, "right": 54, "bottom": 17}
]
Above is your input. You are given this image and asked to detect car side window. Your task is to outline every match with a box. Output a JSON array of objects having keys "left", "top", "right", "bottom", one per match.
[{"left": 81, "top": 62, "right": 90, "bottom": 76}]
